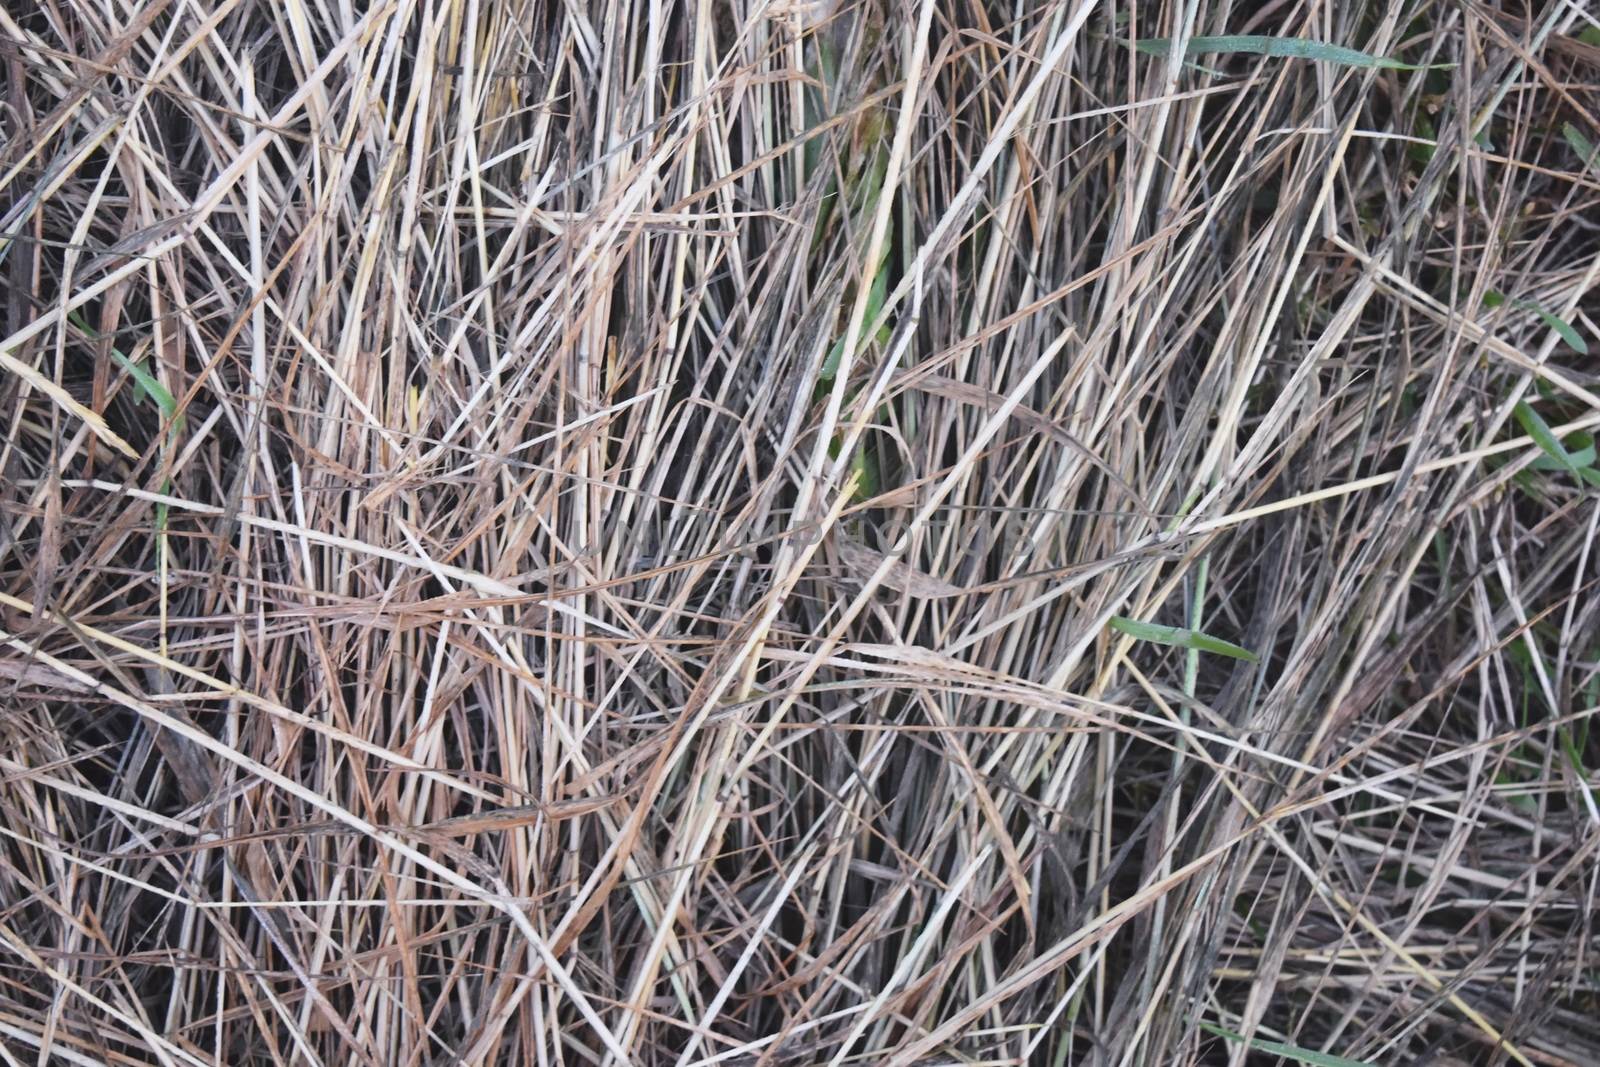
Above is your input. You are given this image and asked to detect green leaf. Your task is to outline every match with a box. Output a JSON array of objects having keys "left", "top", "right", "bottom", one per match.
[
  {"left": 1516, "top": 400, "right": 1578, "bottom": 475},
  {"left": 69, "top": 310, "right": 183, "bottom": 427},
  {"left": 1482, "top": 291, "right": 1588, "bottom": 355},
  {"left": 1134, "top": 35, "right": 1449, "bottom": 71},
  {"left": 1496, "top": 769, "right": 1540, "bottom": 815},
  {"left": 1564, "top": 122, "right": 1598, "bottom": 168},
  {"left": 109, "top": 349, "right": 179, "bottom": 422},
  {"left": 820, "top": 335, "right": 847, "bottom": 384},
  {"left": 67, "top": 311, "right": 180, "bottom": 537},
  {"left": 820, "top": 241, "right": 893, "bottom": 384},
  {"left": 1408, "top": 113, "right": 1437, "bottom": 163},
  {"left": 1529, "top": 440, "right": 1595, "bottom": 471},
  {"left": 1200, "top": 1022, "right": 1375, "bottom": 1067},
  {"left": 1514, "top": 400, "right": 1600, "bottom": 487},
  {"left": 851, "top": 443, "right": 881, "bottom": 501},
  {"left": 1109, "top": 617, "right": 1258, "bottom": 662},
  {"left": 1533, "top": 307, "right": 1589, "bottom": 355}
]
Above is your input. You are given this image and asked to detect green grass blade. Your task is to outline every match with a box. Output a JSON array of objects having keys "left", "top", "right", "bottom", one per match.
[
  {"left": 1200, "top": 1022, "right": 1375, "bottom": 1067},
  {"left": 66, "top": 312, "right": 180, "bottom": 538},
  {"left": 69, "top": 310, "right": 185, "bottom": 430},
  {"left": 850, "top": 442, "right": 881, "bottom": 501},
  {"left": 1530, "top": 440, "right": 1595, "bottom": 470},
  {"left": 109, "top": 349, "right": 179, "bottom": 422},
  {"left": 1482, "top": 291, "right": 1588, "bottom": 354},
  {"left": 820, "top": 338, "right": 845, "bottom": 384},
  {"left": 1515, "top": 399, "right": 1579, "bottom": 475},
  {"left": 1564, "top": 122, "right": 1599, "bottom": 169},
  {"left": 1135, "top": 35, "right": 1447, "bottom": 71},
  {"left": 1513, "top": 400, "right": 1600, "bottom": 486},
  {"left": 1109, "top": 617, "right": 1258, "bottom": 662},
  {"left": 1533, "top": 307, "right": 1589, "bottom": 354}
]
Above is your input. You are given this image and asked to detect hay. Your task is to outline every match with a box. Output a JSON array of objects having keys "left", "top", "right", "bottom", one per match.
[{"left": 1, "top": 1, "right": 1597, "bottom": 1062}]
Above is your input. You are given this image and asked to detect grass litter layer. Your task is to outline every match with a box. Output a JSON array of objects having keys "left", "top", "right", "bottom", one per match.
[{"left": 1, "top": 1, "right": 1599, "bottom": 1064}]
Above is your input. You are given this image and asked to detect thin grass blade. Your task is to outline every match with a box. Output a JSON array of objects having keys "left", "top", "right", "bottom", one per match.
[
  {"left": 1109, "top": 616, "right": 1258, "bottom": 662},
  {"left": 1200, "top": 1022, "right": 1376, "bottom": 1067},
  {"left": 1134, "top": 35, "right": 1447, "bottom": 70}
]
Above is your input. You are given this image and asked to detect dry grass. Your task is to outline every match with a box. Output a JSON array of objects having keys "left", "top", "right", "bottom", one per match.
[{"left": 2, "top": 0, "right": 1598, "bottom": 1063}]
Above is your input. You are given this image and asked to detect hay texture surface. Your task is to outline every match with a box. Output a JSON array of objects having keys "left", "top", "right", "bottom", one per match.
[{"left": 1, "top": 2, "right": 1598, "bottom": 1064}]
